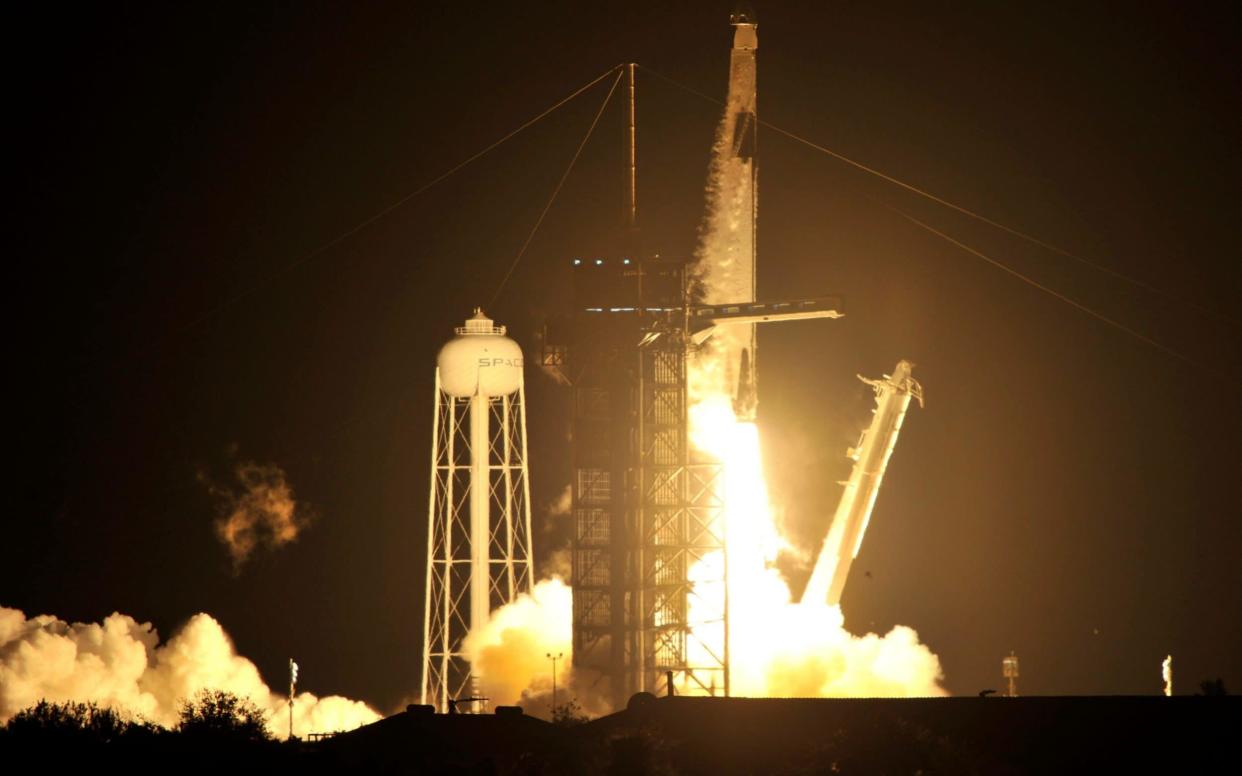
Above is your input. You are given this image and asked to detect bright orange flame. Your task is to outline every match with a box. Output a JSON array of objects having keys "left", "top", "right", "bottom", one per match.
[{"left": 686, "top": 368, "right": 946, "bottom": 698}]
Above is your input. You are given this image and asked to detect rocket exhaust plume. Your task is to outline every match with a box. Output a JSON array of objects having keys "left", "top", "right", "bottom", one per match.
[
  {"left": 202, "top": 460, "right": 311, "bottom": 571},
  {"left": 0, "top": 606, "right": 380, "bottom": 732},
  {"left": 685, "top": 398, "right": 945, "bottom": 698},
  {"left": 1162, "top": 655, "right": 1173, "bottom": 696}
]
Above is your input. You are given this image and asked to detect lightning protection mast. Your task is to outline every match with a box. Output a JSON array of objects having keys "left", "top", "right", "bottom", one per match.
[{"left": 422, "top": 309, "right": 535, "bottom": 713}]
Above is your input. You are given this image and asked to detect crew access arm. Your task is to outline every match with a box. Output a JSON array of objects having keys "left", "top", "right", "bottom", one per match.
[{"left": 803, "top": 360, "right": 923, "bottom": 607}]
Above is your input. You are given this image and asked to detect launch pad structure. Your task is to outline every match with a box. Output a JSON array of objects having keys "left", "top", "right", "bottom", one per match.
[
  {"left": 540, "top": 16, "right": 847, "bottom": 709},
  {"left": 419, "top": 14, "right": 913, "bottom": 714},
  {"left": 546, "top": 258, "right": 727, "bottom": 707},
  {"left": 543, "top": 259, "right": 842, "bottom": 708}
]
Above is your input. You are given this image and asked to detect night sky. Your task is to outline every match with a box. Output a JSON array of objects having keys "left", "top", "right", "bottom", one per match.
[{"left": 9, "top": 1, "right": 1241, "bottom": 713}]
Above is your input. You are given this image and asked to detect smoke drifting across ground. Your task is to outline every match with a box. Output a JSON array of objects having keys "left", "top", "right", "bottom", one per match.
[
  {"left": 0, "top": 606, "right": 379, "bottom": 733},
  {"left": 202, "top": 461, "right": 310, "bottom": 571}
]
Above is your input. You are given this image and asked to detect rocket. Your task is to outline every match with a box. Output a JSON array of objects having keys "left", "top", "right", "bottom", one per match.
[
  {"left": 697, "top": 14, "right": 765, "bottom": 420},
  {"left": 803, "top": 361, "right": 923, "bottom": 607},
  {"left": 726, "top": 14, "right": 759, "bottom": 421},
  {"left": 704, "top": 16, "right": 847, "bottom": 421}
]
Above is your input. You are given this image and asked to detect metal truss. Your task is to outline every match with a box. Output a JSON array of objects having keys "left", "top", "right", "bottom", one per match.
[{"left": 422, "top": 372, "right": 534, "bottom": 712}]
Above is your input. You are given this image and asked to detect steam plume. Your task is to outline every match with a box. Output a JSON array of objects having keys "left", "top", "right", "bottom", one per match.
[
  {"left": 204, "top": 461, "right": 310, "bottom": 570},
  {"left": 461, "top": 578, "right": 573, "bottom": 708},
  {"left": 0, "top": 606, "right": 379, "bottom": 732},
  {"left": 546, "top": 485, "right": 572, "bottom": 519}
]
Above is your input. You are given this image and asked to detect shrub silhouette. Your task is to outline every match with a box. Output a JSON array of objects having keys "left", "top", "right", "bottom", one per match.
[
  {"left": 177, "top": 689, "right": 271, "bottom": 743},
  {"left": 4, "top": 700, "right": 152, "bottom": 744},
  {"left": 552, "top": 698, "right": 590, "bottom": 727}
]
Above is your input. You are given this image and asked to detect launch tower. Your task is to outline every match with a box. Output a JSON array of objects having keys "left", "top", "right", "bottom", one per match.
[
  {"left": 544, "top": 258, "right": 731, "bottom": 708},
  {"left": 545, "top": 16, "right": 842, "bottom": 708}
]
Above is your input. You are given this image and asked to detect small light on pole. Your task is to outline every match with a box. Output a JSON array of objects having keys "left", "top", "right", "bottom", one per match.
[
  {"left": 289, "top": 658, "right": 298, "bottom": 740},
  {"left": 546, "top": 652, "right": 564, "bottom": 714}
]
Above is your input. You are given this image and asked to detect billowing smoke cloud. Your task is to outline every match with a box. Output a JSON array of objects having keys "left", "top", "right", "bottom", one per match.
[
  {"left": 461, "top": 577, "right": 943, "bottom": 717},
  {"left": 203, "top": 461, "right": 310, "bottom": 570},
  {"left": 538, "top": 484, "right": 574, "bottom": 579},
  {"left": 0, "top": 606, "right": 379, "bottom": 733},
  {"left": 461, "top": 578, "right": 573, "bottom": 710},
  {"left": 728, "top": 596, "right": 945, "bottom": 698},
  {"left": 546, "top": 484, "right": 572, "bottom": 520}
]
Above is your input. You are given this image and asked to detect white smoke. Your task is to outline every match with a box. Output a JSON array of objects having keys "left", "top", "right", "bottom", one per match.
[
  {"left": 0, "top": 606, "right": 379, "bottom": 733},
  {"left": 729, "top": 597, "right": 945, "bottom": 698},
  {"left": 538, "top": 484, "right": 574, "bottom": 579},
  {"left": 461, "top": 578, "right": 573, "bottom": 710},
  {"left": 546, "top": 484, "right": 572, "bottom": 519},
  {"left": 202, "top": 461, "right": 310, "bottom": 571}
]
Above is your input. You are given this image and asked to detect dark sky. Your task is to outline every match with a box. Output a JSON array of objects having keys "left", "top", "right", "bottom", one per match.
[{"left": 9, "top": 1, "right": 1241, "bottom": 711}]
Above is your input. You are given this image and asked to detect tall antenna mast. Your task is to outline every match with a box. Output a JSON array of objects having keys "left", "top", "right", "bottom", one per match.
[{"left": 626, "top": 62, "right": 637, "bottom": 231}]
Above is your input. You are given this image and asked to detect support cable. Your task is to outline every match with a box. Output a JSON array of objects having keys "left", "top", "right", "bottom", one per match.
[
  {"left": 58, "top": 65, "right": 627, "bottom": 515},
  {"left": 117, "top": 64, "right": 625, "bottom": 362},
  {"left": 637, "top": 64, "right": 1233, "bottom": 326},
  {"left": 491, "top": 68, "right": 625, "bottom": 305},
  {"left": 884, "top": 202, "right": 1204, "bottom": 369}
]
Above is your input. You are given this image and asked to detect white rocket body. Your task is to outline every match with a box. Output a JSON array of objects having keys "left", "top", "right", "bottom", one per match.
[{"left": 697, "top": 19, "right": 760, "bottom": 419}]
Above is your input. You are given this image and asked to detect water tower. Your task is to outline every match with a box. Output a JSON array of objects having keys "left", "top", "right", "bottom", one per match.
[{"left": 422, "top": 309, "right": 535, "bottom": 712}]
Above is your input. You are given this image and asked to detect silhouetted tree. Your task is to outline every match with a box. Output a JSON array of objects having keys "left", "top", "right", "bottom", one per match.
[
  {"left": 551, "top": 698, "right": 590, "bottom": 727},
  {"left": 3, "top": 700, "right": 151, "bottom": 744},
  {"left": 177, "top": 689, "right": 271, "bottom": 743}
]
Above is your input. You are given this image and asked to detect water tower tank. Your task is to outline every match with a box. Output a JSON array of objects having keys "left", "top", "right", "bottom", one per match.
[{"left": 437, "top": 309, "right": 524, "bottom": 398}]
